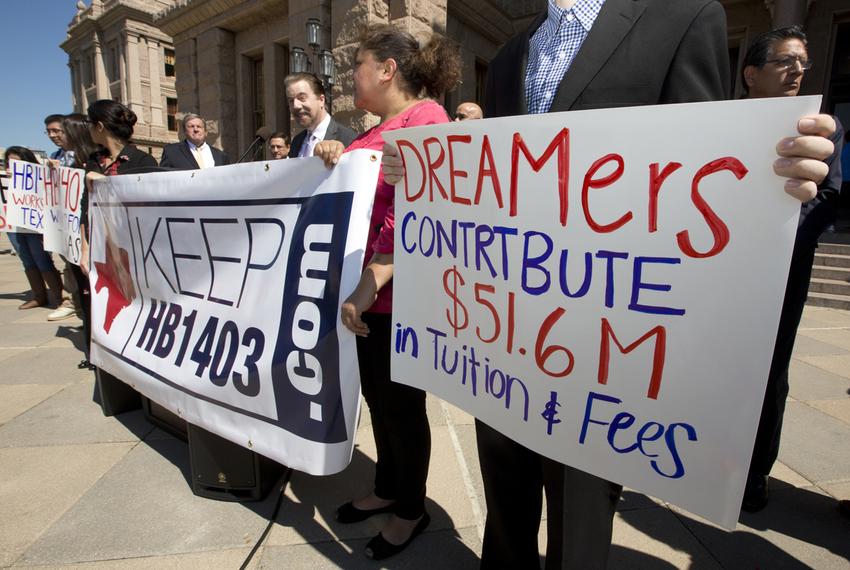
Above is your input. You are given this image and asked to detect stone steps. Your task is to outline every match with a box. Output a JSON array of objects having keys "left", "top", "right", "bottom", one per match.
[{"left": 807, "top": 238, "right": 850, "bottom": 310}]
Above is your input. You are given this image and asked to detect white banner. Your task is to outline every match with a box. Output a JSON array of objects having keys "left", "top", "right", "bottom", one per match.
[
  {"left": 89, "top": 151, "right": 379, "bottom": 475},
  {"left": 385, "top": 96, "right": 821, "bottom": 529},
  {"left": 5, "top": 160, "right": 85, "bottom": 262}
]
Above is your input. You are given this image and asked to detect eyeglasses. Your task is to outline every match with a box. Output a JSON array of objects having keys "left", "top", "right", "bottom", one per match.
[
  {"left": 45, "top": 129, "right": 64, "bottom": 135},
  {"left": 765, "top": 56, "right": 813, "bottom": 71}
]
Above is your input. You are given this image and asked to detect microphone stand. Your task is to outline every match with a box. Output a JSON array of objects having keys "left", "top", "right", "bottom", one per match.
[{"left": 237, "top": 137, "right": 265, "bottom": 163}]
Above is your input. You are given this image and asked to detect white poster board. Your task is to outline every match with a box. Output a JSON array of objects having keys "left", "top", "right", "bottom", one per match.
[
  {"left": 385, "top": 96, "right": 821, "bottom": 528},
  {"left": 5, "top": 160, "right": 85, "bottom": 263},
  {"left": 89, "top": 151, "right": 379, "bottom": 475}
]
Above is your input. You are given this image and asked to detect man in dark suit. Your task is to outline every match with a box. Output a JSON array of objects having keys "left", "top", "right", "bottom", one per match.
[
  {"left": 160, "top": 113, "right": 229, "bottom": 170},
  {"left": 455, "top": 1, "right": 836, "bottom": 569},
  {"left": 475, "top": 2, "right": 729, "bottom": 567},
  {"left": 740, "top": 26, "right": 844, "bottom": 513},
  {"left": 377, "top": 1, "right": 836, "bottom": 567},
  {"left": 285, "top": 73, "right": 356, "bottom": 158}
]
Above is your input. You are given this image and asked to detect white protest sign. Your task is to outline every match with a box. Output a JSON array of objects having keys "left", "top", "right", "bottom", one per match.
[
  {"left": 88, "top": 151, "right": 379, "bottom": 475},
  {"left": 0, "top": 176, "right": 13, "bottom": 232},
  {"left": 384, "top": 96, "right": 821, "bottom": 529},
  {"left": 5, "top": 160, "right": 85, "bottom": 262}
]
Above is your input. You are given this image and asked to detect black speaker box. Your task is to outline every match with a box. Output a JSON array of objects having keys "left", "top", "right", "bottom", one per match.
[
  {"left": 187, "top": 423, "right": 286, "bottom": 501},
  {"left": 95, "top": 368, "right": 142, "bottom": 416},
  {"left": 141, "top": 397, "right": 188, "bottom": 441}
]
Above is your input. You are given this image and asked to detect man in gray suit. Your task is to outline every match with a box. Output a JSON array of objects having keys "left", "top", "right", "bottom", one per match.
[{"left": 285, "top": 73, "right": 356, "bottom": 158}]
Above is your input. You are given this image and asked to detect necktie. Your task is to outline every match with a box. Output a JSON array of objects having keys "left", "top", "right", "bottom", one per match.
[
  {"left": 301, "top": 132, "right": 317, "bottom": 158},
  {"left": 194, "top": 146, "right": 206, "bottom": 168}
]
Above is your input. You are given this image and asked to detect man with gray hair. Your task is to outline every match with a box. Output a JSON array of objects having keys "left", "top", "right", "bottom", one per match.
[{"left": 160, "top": 113, "right": 230, "bottom": 170}]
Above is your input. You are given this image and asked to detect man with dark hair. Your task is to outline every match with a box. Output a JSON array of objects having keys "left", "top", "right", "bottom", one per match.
[
  {"left": 160, "top": 113, "right": 230, "bottom": 170},
  {"left": 285, "top": 73, "right": 356, "bottom": 158},
  {"left": 741, "top": 26, "right": 844, "bottom": 513},
  {"left": 741, "top": 25, "right": 809, "bottom": 97},
  {"left": 268, "top": 132, "right": 291, "bottom": 159},
  {"left": 44, "top": 114, "right": 75, "bottom": 167}
]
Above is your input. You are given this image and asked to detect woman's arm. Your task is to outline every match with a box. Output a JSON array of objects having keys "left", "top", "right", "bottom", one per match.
[{"left": 341, "top": 253, "right": 393, "bottom": 336}]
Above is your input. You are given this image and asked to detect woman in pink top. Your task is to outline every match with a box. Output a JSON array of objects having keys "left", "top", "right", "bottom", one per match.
[{"left": 314, "top": 25, "right": 460, "bottom": 560}]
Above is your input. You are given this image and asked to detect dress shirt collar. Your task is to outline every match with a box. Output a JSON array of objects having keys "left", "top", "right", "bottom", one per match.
[
  {"left": 309, "top": 113, "right": 332, "bottom": 142},
  {"left": 186, "top": 139, "right": 207, "bottom": 152},
  {"left": 543, "top": 0, "right": 605, "bottom": 36}
]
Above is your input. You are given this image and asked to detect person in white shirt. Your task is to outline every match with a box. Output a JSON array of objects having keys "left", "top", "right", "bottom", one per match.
[
  {"left": 160, "top": 114, "right": 230, "bottom": 170},
  {"left": 284, "top": 73, "right": 356, "bottom": 158}
]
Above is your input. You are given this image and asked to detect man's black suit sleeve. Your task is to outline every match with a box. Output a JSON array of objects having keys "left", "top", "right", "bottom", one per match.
[
  {"left": 159, "top": 146, "right": 175, "bottom": 168},
  {"left": 660, "top": 0, "right": 729, "bottom": 104}
]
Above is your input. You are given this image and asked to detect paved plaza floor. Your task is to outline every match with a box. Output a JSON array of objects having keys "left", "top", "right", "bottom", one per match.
[{"left": 1, "top": 235, "right": 849, "bottom": 569}]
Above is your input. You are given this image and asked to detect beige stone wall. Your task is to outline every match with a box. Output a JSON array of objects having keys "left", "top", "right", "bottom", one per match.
[{"left": 62, "top": 1, "right": 180, "bottom": 160}]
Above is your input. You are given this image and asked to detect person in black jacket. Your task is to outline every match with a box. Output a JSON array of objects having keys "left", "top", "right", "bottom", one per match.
[
  {"left": 160, "top": 113, "right": 229, "bottom": 170},
  {"left": 740, "top": 26, "right": 845, "bottom": 513},
  {"left": 71, "top": 100, "right": 157, "bottom": 369}
]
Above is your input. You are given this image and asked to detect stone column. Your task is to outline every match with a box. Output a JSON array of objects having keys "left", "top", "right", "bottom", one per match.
[
  {"left": 769, "top": 0, "right": 809, "bottom": 28},
  {"left": 118, "top": 38, "right": 128, "bottom": 104},
  {"left": 390, "top": 0, "right": 447, "bottom": 36},
  {"left": 174, "top": 38, "right": 199, "bottom": 115},
  {"left": 76, "top": 58, "right": 89, "bottom": 111},
  {"left": 197, "top": 27, "right": 237, "bottom": 154},
  {"left": 92, "top": 34, "right": 110, "bottom": 100},
  {"left": 125, "top": 33, "right": 145, "bottom": 120},
  {"left": 148, "top": 40, "right": 164, "bottom": 127},
  {"left": 330, "top": 0, "right": 392, "bottom": 131},
  {"left": 68, "top": 58, "right": 78, "bottom": 112}
]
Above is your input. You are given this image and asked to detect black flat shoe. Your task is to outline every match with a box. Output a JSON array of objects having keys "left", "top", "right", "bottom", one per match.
[
  {"left": 335, "top": 501, "right": 395, "bottom": 524},
  {"left": 78, "top": 359, "right": 90, "bottom": 369},
  {"left": 364, "top": 512, "right": 430, "bottom": 561},
  {"left": 742, "top": 475, "right": 769, "bottom": 513}
]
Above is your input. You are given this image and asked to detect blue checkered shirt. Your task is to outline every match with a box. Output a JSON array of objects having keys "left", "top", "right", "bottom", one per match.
[{"left": 525, "top": 0, "right": 605, "bottom": 114}]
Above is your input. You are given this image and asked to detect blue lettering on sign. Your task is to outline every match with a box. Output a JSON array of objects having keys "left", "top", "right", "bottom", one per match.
[
  {"left": 273, "top": 192, "right": 354, "bottom": 444},
  {"left": 425, "top": 326, "right": 530, "bottom": 421},
  {"left": 579, "top": 391, "right": 697, "bottom": 479}
]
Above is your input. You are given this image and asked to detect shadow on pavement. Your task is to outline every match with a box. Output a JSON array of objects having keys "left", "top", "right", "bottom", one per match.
[
  {"left": 55, "top": 323, "right": 87, "bottom": 353},
  {"left": 617, "top": 482, "right": 850, "bottom": 569},
  {"left": 0, "top": 291, "right": 28, "bottom": 301},
  {"left": 276, "top": 446, "right": 481, "bottom": 568},
  {"left": 739, "top": 483, "right": 850, "bottom": 561}
]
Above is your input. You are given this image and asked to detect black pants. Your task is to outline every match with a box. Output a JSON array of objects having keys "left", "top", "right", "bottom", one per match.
[
  {"left": 749, "top": 247, "right": 815, "bottom": 478},
  {"left": 477, "top": 421, "right": 622, "bottom": 570},
  {"left": 357, "top": 312, "right": 431, "bottom": 520},
  {"left": 70, "top": 264, "right": 92, "bottom": 358}
]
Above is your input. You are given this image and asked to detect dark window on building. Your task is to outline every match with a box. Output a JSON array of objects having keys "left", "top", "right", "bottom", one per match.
[
  {"left": 164, "top": 48, "right": 176, "bottom": 77},
  {"left": 107, "top": 44, "right": 120, "bottom": 82},
  {"left": 252, "top": 57, "right": 265, "bottom": 135},
  {"left": 82, "top": 52, "right": 93, "bottom": 86},
  {"left": 167, "top": 97, "right": 178, "bottom": 131},
  {"left": 475, "top": 59, "right": 488, "bottom": 109}
]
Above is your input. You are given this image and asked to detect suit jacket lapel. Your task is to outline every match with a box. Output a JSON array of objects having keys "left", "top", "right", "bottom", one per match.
[
  {"left": 181, "top": 140, "right": 200, "bottom": 168},
  {"left": 549, "top": 0, "right": 646, "bottom": 111},
  {"left": 325, "top": 118, "right": 338, "bottom": 140}
]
